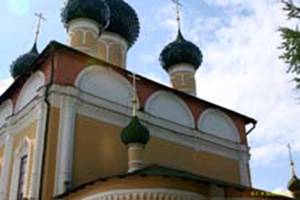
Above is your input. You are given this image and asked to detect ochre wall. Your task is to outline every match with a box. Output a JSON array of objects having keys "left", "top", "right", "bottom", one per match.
[
  {"left": 73, "top": 114, "right": 241, "bottom": 188},
  {"left": 145, "top": 137, "right": 240, "bottom": 183},
  {"left": 73, "top": 114, "right": 128, "bottom": 187},
  {"left": 41, "top": 107, "right": 60, "bottom": 200}
]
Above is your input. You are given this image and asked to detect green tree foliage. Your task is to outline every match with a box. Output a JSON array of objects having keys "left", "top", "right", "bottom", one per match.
[{"left": 280, "top": 0, "right": 300, "bottom": 88}]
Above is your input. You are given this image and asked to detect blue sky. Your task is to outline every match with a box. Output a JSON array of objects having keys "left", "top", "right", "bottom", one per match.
[{"left": 1, "top": 0, "right": 299, "bottom": 195}]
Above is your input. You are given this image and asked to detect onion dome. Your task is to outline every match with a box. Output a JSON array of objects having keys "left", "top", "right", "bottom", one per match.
[
  {"left": 159, "top": 30, "right": 203, "bottom": 71},
  {"left": 288, "top": 175, "right": 300, "bottom": 191},
  {"left": 104, "top": 0, "right": 140, "bottom": 47},
  {"left": 10, "top": 43, "right": 39, "bottom": 79},
  {"left": 61, "top": 0, "right": 110, "bottom": 31},
  {"left": 121, "top": 116, "right": 150, "bottom": 145}
]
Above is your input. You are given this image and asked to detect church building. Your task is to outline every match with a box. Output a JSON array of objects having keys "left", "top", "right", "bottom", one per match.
[{"left": 0, "top": 0, "right": 299, "bottom": 199}]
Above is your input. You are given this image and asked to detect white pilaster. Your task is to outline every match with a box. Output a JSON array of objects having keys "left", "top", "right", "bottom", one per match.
[
  {"left": 28, "top": 102, "right": 48, "bottom": 199},
  {"left": 239, "top": 153, "right": 251, "bottom": 187},
  {"left": 0, "top": 133, "right": 14, "bottom": 200},
  {"left": 55, "top": 96, "right": 77, "bottom": 195},
  {"left": 99, "top": 32, "right": 129, "bottom": 68}
]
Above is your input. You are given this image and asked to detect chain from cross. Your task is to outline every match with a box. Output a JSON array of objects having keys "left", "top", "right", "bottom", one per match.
[
  {"left": 171, "top": 0, "right": 182, "bottom": 30},
  {"left": 34, "top": 12, "right": 46, "bottom": 44},
  {"left": 287, "top": 144, "right": 297, "bottom": 176},
  {"left": 128, "top": 73, "right": 140, "bottom": 116}
]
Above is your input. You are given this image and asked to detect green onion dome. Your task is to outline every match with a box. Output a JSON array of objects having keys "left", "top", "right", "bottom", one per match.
[
  {"left": 121, "top": 116, "right": 150, "bottom": 145},
  {"left": 10, "top": 43, "right": 39, "bottom": 79},
  {"left": 61, "top": 0, "right": 110, "bottom": 31},
  {"left": 104, "top": 0, "right": 140, "bottom": 48},
  {"left": 288, "top": 175, "right": 300, "bottom": 191},
  {"left": 159, "top": 30, "right": 203, "bottom": 71}
]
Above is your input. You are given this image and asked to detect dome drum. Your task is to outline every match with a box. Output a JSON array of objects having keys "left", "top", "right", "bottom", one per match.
[
  {"left": 68, "top": 18, "right": 100, "bottom": 36},
  {"left": 98, "top": 32, "right": 129, "bottom": 68},
  {"left": 68, "top": 18, "right": 100, "bottom": 56}
]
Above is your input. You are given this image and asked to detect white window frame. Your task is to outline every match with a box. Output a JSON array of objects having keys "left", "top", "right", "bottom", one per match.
[{"left": 9, "top": 138, "right": 33, "bottom": 200}]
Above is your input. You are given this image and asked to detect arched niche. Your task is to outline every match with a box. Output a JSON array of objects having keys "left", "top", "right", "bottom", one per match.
[
  {"left": 75, "top": 65, "right": 134, "bottom": 108},
  {"left": 15, "top": 71, "right": 45, "bottom": 112},
  {"left": 198, "top": 109, "right": 240, "bottom": 142},
  {"left": 145, "top": 91, "right": 195, "bottom": 128},
  {"left": 9, "top": 137, "right": 33, "bottom": 199},
  {"left": 0, "top": 100, "right": 13, "bottom": 127}
]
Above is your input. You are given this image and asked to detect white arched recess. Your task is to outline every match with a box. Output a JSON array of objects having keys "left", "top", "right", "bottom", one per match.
[
  {"left": 15, "top": 71, "right": 45, "bottom": 113},
  {"left": 0, "top": 100, "right": 13, "bottom": 128},
  {"left": 9, "top": 137, "right": 33, "bottom": 200},
  {"left": 75, "top": 65, "right": 134, "bottom": 108},
  {"left": 198, "top": 109, "right": 240, "bottom": 143},
  {"left": 145, "top": 91, "right": 195, "bottom": 128}
]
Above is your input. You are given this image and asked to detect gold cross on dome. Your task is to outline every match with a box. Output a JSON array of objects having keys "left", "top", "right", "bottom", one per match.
[
  {"left": 288, "top": 143, "right": 297, "bottom": 176},
  {"left": 34, "top": 12, "right": 46, "bottom": 44},
  {"left": 128, "top": 73, "right": 140, "bottom": 117},
  {"left": 171, "top": 0, "right": 182, "bottom": 30}
]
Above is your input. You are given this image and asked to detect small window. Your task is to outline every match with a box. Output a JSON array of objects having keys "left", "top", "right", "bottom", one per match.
[{"left": 17, "top": 155, "right": 28, "bottom": 200}]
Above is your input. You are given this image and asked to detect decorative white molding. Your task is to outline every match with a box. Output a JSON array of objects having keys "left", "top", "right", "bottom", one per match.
[
  {"left": 28, "top": 101, "right": 48, "bottom": 199},
  {"left": 168, "top": 63, "right": 196, "bottom": 74},
  {"left": 99, "top": 32, "right": 128, "bottom": 68},
  {"left": 10, "top": 98, "right": 42, "bottom": 136},
  {"left": 145, "top": 90, "right": 195, "bottom": 128},
  {"left": 0, "top": 134, "right": 13, "bottom": 200},
  {"left": 68, "top": 18, "right": 100, "bottom": 57},
  {"left": 68, "top": 18, "right": 99, "bottom": 37},
  {"left": 83, "top": 188, "right": 205, "bottom": 200},
  {"left": 75, "top": 65, "right": 135, "bottom": 108},
  {"left": 47, "top": 85, "right": 250, "bottom": 162},
  {"left": 55, "top": 95, "right": 78, "bottom": 195},
  {"left": 198, "top": 108, "right": 241, "bottom": 143},
  {"left": 100, "top": 32, "right": 129, "bottom": 52},
  {"left": 0, "top": 100, "right": 13, "bottom": 128},
  {"left": 15, "top": 71, "right": 45, "bottom": 113},
  {"left": 9, "top": 137, "right": 33, "bottom": 200}
]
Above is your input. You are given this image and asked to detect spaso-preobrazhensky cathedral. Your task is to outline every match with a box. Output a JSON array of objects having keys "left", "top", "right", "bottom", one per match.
[{"left": 0, "top": 0, "right": 299, "bottom": 199}]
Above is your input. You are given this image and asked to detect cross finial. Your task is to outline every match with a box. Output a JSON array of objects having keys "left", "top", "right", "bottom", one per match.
[
  {"left": 34, "top": 12, "right": 46, "bottom": 44},
  {"left": 129, "top": 73, "right": 140, "bottom": 117},
  {"left": 171, "top": 0, "right": 182, "bottom": 31},
  {"left": 288, "top": 144, "right": 297, "bottom": 177}
]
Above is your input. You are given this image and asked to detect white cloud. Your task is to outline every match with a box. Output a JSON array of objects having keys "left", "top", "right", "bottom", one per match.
[
  {"left": 0, "top": 78, "right": 13, "bottom": 95},
  {"left": 150, "top": 0, "right": 300, "bottom": 169},
  {"left": 190, "top": 0, "right": 300, "bottom": 165}
]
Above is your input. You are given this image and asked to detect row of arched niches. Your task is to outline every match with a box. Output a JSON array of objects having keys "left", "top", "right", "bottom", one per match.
[{"left": 0, "top": 65, "right": 241, "bottom": 143}]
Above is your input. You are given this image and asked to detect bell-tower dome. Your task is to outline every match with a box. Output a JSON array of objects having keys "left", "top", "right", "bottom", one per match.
[{"left": 159, "top": 1, "right": 202, "bottom": 96}]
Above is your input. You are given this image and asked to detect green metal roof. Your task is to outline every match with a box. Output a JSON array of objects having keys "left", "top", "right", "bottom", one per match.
[
  {"left": 10, "top": 43, "right": 39, "bottom": 79},
  {"left": 121, "top": 116, "right": 150, "bottom": 145},
  {"left": 61, "top": 0, "right": 110, "bottom": 31}
]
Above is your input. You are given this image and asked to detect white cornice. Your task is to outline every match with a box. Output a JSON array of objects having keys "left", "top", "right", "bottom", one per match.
[{"left": 47, "top": 84, "right": 250, "bottom": 161}]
